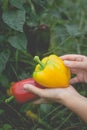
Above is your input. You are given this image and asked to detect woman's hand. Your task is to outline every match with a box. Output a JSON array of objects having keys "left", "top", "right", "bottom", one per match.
[
  {"left": 24, "top": 84, "right": 79, "bottom": 104},
  {"left": 24, "top": 84, "right": 87, "bottom": 123},
  {"left": 23, "top": 54, "right": 87, "bottom": 123},
  {"left": 61, "top": 54, "right": 87, "bottom": 84}
]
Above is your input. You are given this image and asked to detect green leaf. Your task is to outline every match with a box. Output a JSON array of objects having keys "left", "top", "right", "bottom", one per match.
[
  {"left": 0, "top": 50, "right": 10, "bottom": 74},
  {"left": 2, "top": 0, "right": 9, "bottom": 11},
  {"left": 0, "top": 35, "right": 4, "bottom": 42},
  {"left": 20, "top": 103, "right": 35, "bottom": 113},
  {"left": 2, "top": 9, "right": 25, "bottom": 32},
  {"left": 3, "top": 124, "right": 12, "bottom": 130},
  {"left": 9, "top": 0, "right": 26, "bottom": 10},
  {"left": 0, "top": 109, "right": 4, "bottom": 115},
  {"left": 40, "top": 104, "right": 53, "bottom": 113},
  {"left": 0, "top": 74, "right": 9, "bottom": 88},
  {"left": 8, "top": 33, "right": 27, "bottom": 51},
  {"left": 0, "top": 128, "right": 3, "bottom": 130},
  {"left": 65, "top": 24, "right": 81, "bottom": 36}
]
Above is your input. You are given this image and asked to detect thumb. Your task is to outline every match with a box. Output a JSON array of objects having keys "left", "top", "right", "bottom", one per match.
[
  {"left": 64, "top": 60, "right": 86, "bottom": 69},
  {"left": 24, "top": 84, "right": 45, "bottom": 97}
]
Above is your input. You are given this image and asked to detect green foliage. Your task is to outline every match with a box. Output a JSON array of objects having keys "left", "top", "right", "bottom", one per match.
[
  {"left": 8, "top": 33, "right": 27, "bottom": 51},
  {"left": 0, "top": 109, "right": 4, "bottom": 115},
  {"left": 1, "top": 124, "right": 12, "bottom": 130},
  {"left": 0, "top": 0, "right": 87, "bottom": 129},
  {"left": 3, "top": 9, "right": 25, "bottom": 32},
  {"left": 0, "top": 50, "right": 10, "bottom": 74}
]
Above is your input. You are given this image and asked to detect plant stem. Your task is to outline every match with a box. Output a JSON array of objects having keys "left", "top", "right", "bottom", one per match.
[
  {"left": 34, "top": 56, "right": 45, "bottom": 69},
  {"left": 5, "top": 96, "right": 14, "bottom": 103}
]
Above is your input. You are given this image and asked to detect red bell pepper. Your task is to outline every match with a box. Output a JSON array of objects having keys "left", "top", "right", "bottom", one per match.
[{"left": 5, "top": 78, "right": 43, "bottom": 104}]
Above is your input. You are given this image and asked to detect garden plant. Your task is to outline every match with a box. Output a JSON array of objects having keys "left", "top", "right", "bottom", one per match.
[{"left": 0, "top": 0, "right": 87, "bottom": 130}]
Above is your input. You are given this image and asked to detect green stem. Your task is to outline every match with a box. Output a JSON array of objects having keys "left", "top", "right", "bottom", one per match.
[
  {"left": 34, "top": 56, "right": 45, "bottom": 69},
  {"left": 5, "top": 96, "right": 14, "bottom": 103}
]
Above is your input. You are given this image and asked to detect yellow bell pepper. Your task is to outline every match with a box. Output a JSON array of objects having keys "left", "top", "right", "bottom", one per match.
[{"left": 33, "top": 54, "right": 71, "bottom": 88}]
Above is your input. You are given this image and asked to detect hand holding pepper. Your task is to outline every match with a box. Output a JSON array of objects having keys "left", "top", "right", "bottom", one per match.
[
  {"left": 5, "top": 54, "right": 70, "bottom": 104},
  {"left": 24, "top": 54, "right": 87, "bottom": 124}
]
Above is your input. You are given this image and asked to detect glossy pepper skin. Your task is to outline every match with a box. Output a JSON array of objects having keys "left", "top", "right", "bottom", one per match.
[
  {"left": 33, "top": 54, "right": 71, "bottom": 88},
  {"left": 11, "top": 78, "right": 43, "bottom": 103}
]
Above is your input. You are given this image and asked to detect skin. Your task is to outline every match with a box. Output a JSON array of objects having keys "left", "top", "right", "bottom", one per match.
[
  {"left": 24, "top": 54, "right": 87, "bottom": 123},
  {"left": 61, "top": 54, "right": 87, "bottom": 84}
]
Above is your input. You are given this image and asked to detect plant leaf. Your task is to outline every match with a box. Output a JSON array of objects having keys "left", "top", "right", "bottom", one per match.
[
  {"left": 9, "top": 0, "right": 26, "bottom": 9},
  {"left": 40, "top": 104, "right": 53, "bottom": 113},
  {"left": 2, "top": 9, "right": 25, "bottom": 32},
  {"left": 65, "top": 24, "right": 81, "bottom": 36},
  {"left": 8, "top": 33, "right": 27, "bottom": 51},
  {"left": 0, "top": 109, "right": 4, "bottom": 115},
  {"left": 3, "top": 124, "right": 12, "bottom": 130}
]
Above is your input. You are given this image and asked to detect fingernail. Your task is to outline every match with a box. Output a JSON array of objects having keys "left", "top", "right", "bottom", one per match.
[{"left": 64, "top": 60, "right": 70, "bottom": 66}]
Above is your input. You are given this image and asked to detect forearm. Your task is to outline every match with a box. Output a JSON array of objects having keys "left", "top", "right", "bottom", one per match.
[{"left": 62, "top": 93, "right": 87, "bottom": 123}]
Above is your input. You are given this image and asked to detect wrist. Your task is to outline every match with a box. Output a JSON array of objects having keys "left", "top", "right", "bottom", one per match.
[
  {"left": 61, "top": 90, "right": 85, "bottom": 111},
  {"left": 61, "top": 91, "right": 87, "bottom": 123},
  {"left": 59, "top": 87, "right": 81, "bottom": 106}
]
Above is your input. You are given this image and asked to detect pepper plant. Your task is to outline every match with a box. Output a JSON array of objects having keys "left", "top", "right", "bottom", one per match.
[{"left": 0, "top": 0, "right": 87, "bottom": 130}]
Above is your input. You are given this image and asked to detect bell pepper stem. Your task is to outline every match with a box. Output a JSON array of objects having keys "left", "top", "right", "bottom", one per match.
[
  {"left": 5, "top": 96, "right": 14, "bottom": 103},
  {"left": 34, "top": 56, "right": 45, "bottom": 69}
]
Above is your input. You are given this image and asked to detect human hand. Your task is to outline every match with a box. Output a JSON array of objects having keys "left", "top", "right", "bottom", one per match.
[
  {"left": 24, "top": 84, "right": 79, "bottom": 105},
  {"left": 61, "top": 54, "right": 87, "bottom": 84},
  {"left": 24, "top": 84, "right": 87, "bottom": 123}
]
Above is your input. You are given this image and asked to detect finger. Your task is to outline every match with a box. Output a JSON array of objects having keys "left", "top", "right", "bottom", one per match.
[
  {"left": 33, "top": 98, "right": 49, "bottom": 104},
  {"left": 63, "top": 60, "right": 86, "bottom": 69},
  {"left": 23, "top": 84, "right": 45, "bottom": 98},
  {"left": 70, "top": 68, "right": 77, "bottom": 74},
  {"left": 70, "top": 77, "right": 79, "bottom": 84},
  {"left": 60, "top": 54, "right": 84, "bottom": 61}
]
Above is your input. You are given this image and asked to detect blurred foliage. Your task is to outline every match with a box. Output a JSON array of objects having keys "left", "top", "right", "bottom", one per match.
[{"left": 0, "top": 0, "right": 87, "bottom": 129}]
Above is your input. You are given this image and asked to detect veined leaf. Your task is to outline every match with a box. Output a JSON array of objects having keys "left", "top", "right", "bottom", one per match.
[
  {"left": 8, "top": 33, "right": 27, "bottom": 51},
  {"left": 2, "top": 9, "right": 25, "bottom": 32},
  {"left": 9, "top": 0, "right": 26, "bottom": 9}
]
